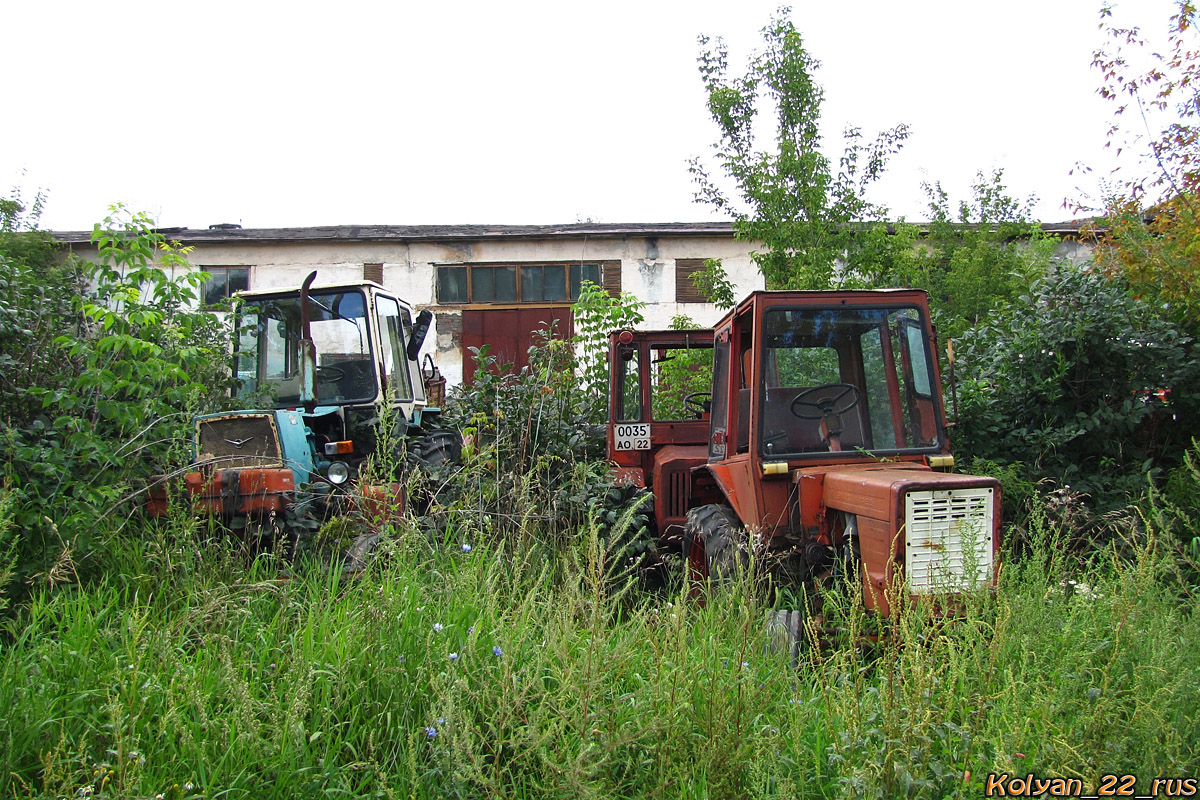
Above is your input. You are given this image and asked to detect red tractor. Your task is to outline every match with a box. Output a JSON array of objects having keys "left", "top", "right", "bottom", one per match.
[{"left": 607, "top": 290, "right": 1000, "bottom": 616}]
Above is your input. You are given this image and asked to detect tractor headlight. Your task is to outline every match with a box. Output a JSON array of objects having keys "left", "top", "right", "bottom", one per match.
[{"left": 327, "top": 461, "right": 351, "bottom": 485}]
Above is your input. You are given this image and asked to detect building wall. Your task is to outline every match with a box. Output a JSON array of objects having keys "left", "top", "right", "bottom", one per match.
[{"left": 178, "top": 233, "right": 764, "bottom": 388}]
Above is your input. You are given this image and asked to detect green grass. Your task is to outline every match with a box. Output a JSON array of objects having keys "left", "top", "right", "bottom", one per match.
[{"left": 1, "top": 509, "right": 1198, "bottom": 799}]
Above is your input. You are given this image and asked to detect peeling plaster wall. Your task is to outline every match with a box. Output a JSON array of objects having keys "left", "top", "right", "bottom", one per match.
[{"left": 124, "top": 233, "right": 761, "bottom": 389}]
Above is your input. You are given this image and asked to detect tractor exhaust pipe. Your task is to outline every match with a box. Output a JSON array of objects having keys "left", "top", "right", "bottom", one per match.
[{"left": 299, "top": 270, "right": 318, "bottom": 413}]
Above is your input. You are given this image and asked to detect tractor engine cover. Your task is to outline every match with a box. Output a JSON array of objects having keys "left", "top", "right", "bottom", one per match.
[{"left": 821, "top": 468, "right": 1001, "bottom": 616}]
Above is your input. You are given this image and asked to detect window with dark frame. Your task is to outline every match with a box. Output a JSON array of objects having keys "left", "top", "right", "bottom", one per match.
[
  {"left": 435, "top": 263, "right": 602, "bottom": 304},
  {"left": 201, "top": 266, "right": 250, "bottom": 307}
]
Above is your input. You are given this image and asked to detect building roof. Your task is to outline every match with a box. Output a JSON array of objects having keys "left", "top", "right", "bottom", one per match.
[
  {"left": 50, "top": 221, "right": 738, "bottom": 246},
  {"left": 49, "top": 218, "right": 1096, "bottom": 246}
]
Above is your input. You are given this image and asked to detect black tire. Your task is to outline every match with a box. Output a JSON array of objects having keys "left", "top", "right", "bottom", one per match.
[
  {"left": 684, "top": 504, "right": 748, "bottom": 580},
  {"left": 406, "top": 428, "right": 462, "bottom": 469}
]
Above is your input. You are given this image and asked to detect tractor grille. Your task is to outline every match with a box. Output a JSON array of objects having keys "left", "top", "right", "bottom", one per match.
[
  {"left": 667, "top": 469, "right": 689, "bottom": 520},
  {"left": 905, "top": 487, "right": 994, "bottom": 594},
  {"left": 196, "top": 414, "right": 283, "bottom": 469}
]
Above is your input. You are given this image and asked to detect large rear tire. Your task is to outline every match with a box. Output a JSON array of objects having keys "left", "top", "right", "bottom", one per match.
[
  {"left": 406, "top": 428, "right": 462, "bottom": 469},
  {"left": 683, "top": 504, "right": 748, "bottom": 581}
]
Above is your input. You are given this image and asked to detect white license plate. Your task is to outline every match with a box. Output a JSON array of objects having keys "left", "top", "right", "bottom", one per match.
[{"left": 613, "top": 423, "right": 651, "bottom": 451}]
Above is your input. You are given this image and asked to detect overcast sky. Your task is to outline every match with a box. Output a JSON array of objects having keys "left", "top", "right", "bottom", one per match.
[{"left": 2, "top": 0, "right": 1183, "bottom": 232}]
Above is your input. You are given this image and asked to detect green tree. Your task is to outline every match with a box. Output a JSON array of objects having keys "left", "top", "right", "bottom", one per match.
[
  {"left": 690, "top": 9, "right": 910, "bottom": 290},
  {"left": 0, "top": 189, "right": 85, "bottom": 428},
  {"left": 1, "top": 204, "right": 232, "bottom": 605},
  {"left": 872, "top": 170, "right": 1058, "bottom": 341},
  {"left": 688, "top": 258, "right": 736, "bottom": 310},
  {"left": 572, "top": 280, "right": 645, "bottom": 409},
  {"left": 1088, "top": 1, "right": 1200, "bottom": 332}
]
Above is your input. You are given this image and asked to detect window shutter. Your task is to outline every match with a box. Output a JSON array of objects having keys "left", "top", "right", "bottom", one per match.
[
  {"left": 601, "top": 260, "right": 621, "bottom": 297},
  {"left": 364, "top": 263, "right": 384, "bottom": 284},
  {"left": 676, "top": 259, "right": 707, "bottom": 303}
]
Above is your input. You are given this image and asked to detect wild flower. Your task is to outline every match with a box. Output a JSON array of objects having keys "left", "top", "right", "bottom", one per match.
[
  {"left": 493, "top": 645, "right": 503, "bottom": 657},
  {"left": 433, "top": 623, "right": 443, "bottom": 633},
  {"left": 449, "top": 652, "right": 458, "bottom": 661},
  {"left": 461, "top": 543, "right": 472, "bottom": 552},
  {"left": 425, "top": 726, "right": 437, "bottom": 739}
]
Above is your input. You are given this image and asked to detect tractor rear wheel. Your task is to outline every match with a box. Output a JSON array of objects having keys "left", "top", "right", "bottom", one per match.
[
  {"left": 683, "top": 504, "right": 748, "bottom": 581},
  {"left": 406, "top": 428, "right": 462, "bottom": 469}
]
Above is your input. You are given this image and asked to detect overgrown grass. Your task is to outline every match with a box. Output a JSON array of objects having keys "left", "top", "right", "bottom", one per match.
[{"left": 1, "top": 501, "right": 1197, "bottom": 799}]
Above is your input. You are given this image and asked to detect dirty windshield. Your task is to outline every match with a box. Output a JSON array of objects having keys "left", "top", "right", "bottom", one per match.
[
  {"left": 234, "top": 290, "right": 377, "bottom": 406},
  {"left": 758, "top": 306, "right": 942, "bottom": 458}
]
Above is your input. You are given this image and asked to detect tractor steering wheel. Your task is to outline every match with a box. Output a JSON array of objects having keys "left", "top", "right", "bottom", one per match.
[
  {"left": 682, "top": 392, "right": 712, "bottom": 418},
  {"left": 789, "top": 383, "right": 862, "bottom": 420},
  {"left": 316, "top": 365, "right": 346, "bottom": 382}
]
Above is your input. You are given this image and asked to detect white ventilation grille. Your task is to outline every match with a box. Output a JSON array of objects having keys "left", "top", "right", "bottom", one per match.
[{"left": 905, "top": 487, "right": 994, "bottom": 594}]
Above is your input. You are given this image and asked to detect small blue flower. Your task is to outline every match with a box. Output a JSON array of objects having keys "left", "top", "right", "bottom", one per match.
[
  {"left": 449, "top": 652, "right": 458, "bottom": 661},
  {"left": 436, "top": 717, "right": 446, "bottom": 725},
  {"left": 433, "top": 623, "right": 443, "bottom": 633},
  {"left": 462, "top": 543, "right": 472, "bottom": 552},
  {"left": 468, "top": 626, "right": 475, "bottom": 634},
  {"left": 492, "top": 646, "right": 503, "bottom": 657},
  {"left": 424, "top": 727, "right": 437, "bottom": 739},
  {"left": 741, "top": 662, "right": 750, "bottom": 668}
]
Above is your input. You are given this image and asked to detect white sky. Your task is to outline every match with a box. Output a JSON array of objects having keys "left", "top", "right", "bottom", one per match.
[{"left": 2, "top": 0, "right": 1183, "bottom": 232}]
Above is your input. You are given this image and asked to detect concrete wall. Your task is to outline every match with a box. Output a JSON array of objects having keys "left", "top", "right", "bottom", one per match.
[{"left": 179, "top": 233, "right": 764, "bottom": 388}]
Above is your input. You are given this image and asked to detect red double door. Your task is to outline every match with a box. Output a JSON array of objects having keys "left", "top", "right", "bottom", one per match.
[{"left": 461, "top": 307, "right": 573, "bottom": 383}]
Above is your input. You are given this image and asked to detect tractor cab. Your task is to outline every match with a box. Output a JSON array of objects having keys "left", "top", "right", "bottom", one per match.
[
  {"left": 608, "top": 328, "right": 716, "bottom": 547},
  {"left": 228, "top": 276, "right": 435, "bottom": 460}
]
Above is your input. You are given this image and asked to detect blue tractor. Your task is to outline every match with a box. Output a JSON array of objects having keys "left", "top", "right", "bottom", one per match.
[{"left": 148, "top": 272, "right": 459, "bottom": 564}]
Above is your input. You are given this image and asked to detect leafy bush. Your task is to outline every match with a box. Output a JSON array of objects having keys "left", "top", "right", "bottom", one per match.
[
  {"left": 0, "top": 204, "right": 232, "bottom": 607},
  {"left": 437, "top": 330, "right": 654, "bottom": 586},
  {"left": 571, "top": 280, "right": 645, "bottom": 412},
  {"left": 913, "top": 170, "right": 1057, "bottom": 340},
  {"left": 1155, "top": 437, "right": 1200, "bottom": 558},
  {"left": 955, "top": 265, "right": 1199, "bottom": 510}
]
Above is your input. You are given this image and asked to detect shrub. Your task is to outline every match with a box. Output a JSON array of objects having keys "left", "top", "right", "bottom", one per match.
[
  {"left": 571, "top": 280, "right": 645, "bottom": 414},
  {"left": 436, "top": 330, "right": 653, "bottom": 586},
  {"left": 955, "top": 265, "right": 1199, "bottom": 510},
  {"left": 0, "top": 205, "right": 232, "bottom": 606}
]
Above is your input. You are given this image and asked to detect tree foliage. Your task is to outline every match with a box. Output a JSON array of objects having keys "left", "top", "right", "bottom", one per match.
[
  {"left": 869, "top": 170, "right": 1058, "bottom": 341},
  {"left": 572, "top": 280, "right": 646, "bottom": 409},
  {"left": 955, "top": 265, "right": 1199, "bottom": 509},
  {"left": 688, "top": 258, "right": 737, "bottom": 310},
  {"left": 690, "top": 9, "right": 910, "bottom": 290},
  {"left": 1089, "top": 1, "right": 1200, "bottom": 331},
  {"left": 0, "top": 203, "right": 232, "bottom": 605}
]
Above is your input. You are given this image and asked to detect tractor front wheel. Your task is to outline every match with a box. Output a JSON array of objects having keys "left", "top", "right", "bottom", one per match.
[{"left": 683, "top": 504, "right": 748, "bottom": 581}]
